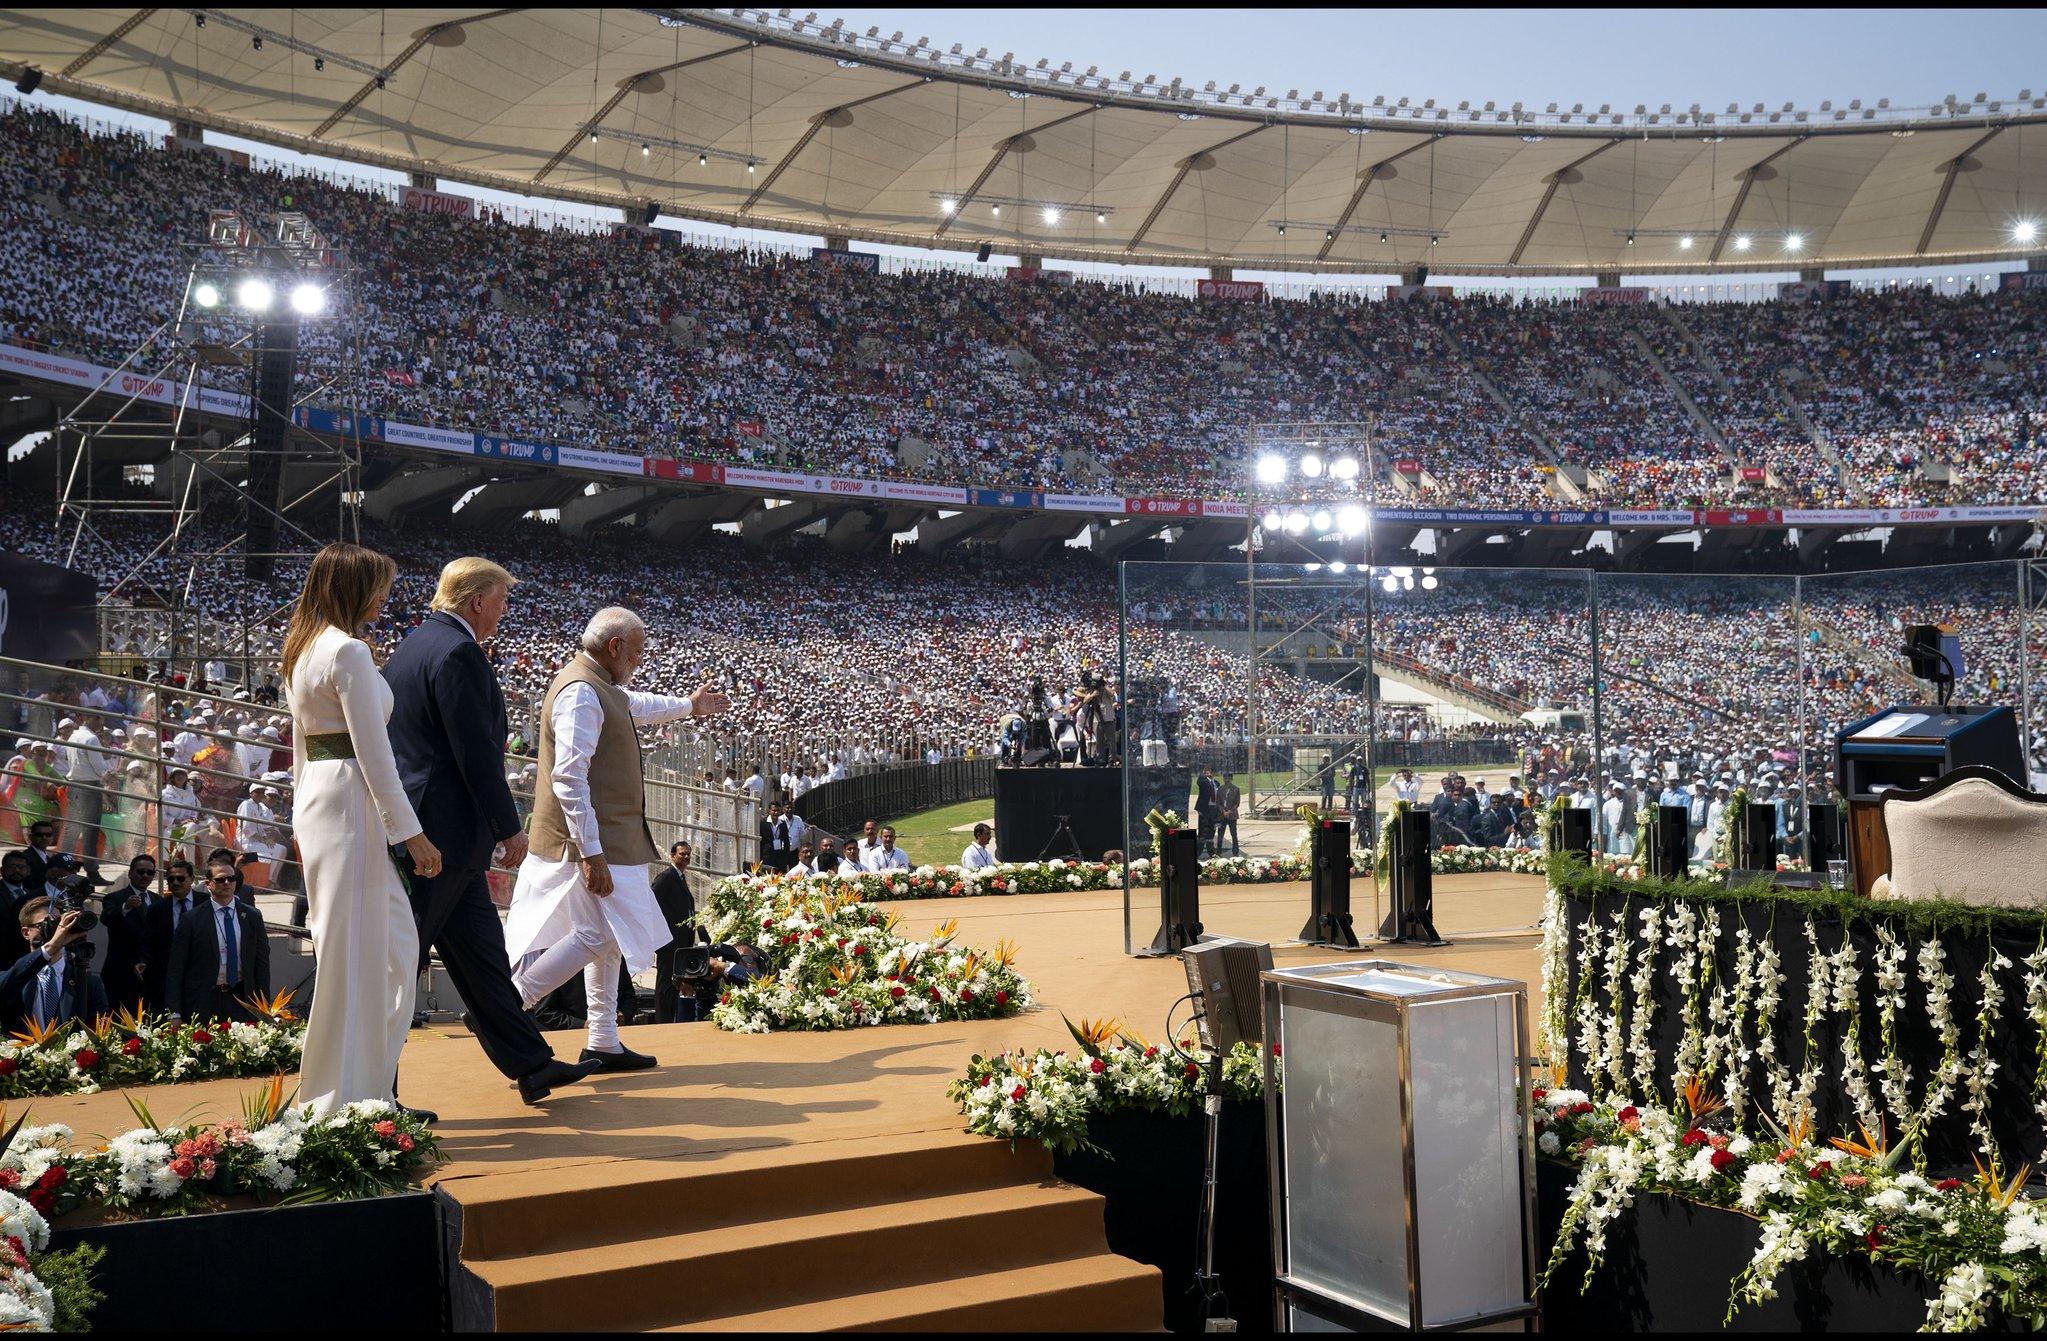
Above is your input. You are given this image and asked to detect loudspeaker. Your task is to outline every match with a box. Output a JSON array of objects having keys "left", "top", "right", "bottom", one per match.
[
  {"left": 976, "top": 242, "right": 992, "bottom": 262},
  {"left": 15, "top": 69, "right": 42, "bottom": 96},
  {"left": 1649, "top": 805, "right": 1690, "bottom": 879},
  {"left": 1557, "top": 806, "right": 1595, "bottom": 859},
  {"left": 1735, "top": 802, "right": 1778, "bottom": 872},
  {"left": 1147, "top": 828, "right": 1202, "bottom": 955},
  {"left": 1379, "top": 809, "right": 1444, "bottom": 944},
  {"left": 635, "top": 202, "right": 662, "bottom": 227},
  {"left": 1299, "top": 819, "right": 1358, "bottom": 947},
  {"left": 1808, "top": 802, "right": 1841, "bottom": 870},
  {"left": 1413, "top": 264, "right": 1429, "bottom": 285}
]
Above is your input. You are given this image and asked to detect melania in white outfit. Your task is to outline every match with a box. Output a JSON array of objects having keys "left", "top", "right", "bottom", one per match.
[{"left": 289, "top": 625, "right": 423, "bottom": 1115}]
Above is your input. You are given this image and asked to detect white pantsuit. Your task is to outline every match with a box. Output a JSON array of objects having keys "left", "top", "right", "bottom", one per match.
[{"left": 289, "top": 626, "right": 424, "bottom": 1116}]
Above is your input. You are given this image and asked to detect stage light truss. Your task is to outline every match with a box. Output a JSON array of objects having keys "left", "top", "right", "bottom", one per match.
[
  {"left": 587, "top": 124, "right": 758, "bottom": 169},
  {"left": 181, "top": 10, "right": 386, "bottom": 79},
  {"left": 931, "top": 191, "right": 1113, "bottom": 223},
  {"left": 1269, "top": 221, "right": 1446, "bottom": 243}
]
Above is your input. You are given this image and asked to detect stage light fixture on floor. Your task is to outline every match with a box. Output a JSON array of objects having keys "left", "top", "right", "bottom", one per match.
[
  {"left": 1311, "top": 510, "right": 1332, "bottom": 532},
  {"left": 236, "top": 277, "right": 274, "bottom": 312},
  {"left": 1330, "top": 455, "right": 1358, "bottom": 480},
  {"left": 1284, "top": 511, "right": 1308, "bottom": 534},
  {"left": 1337, "top": 505, "right": 1366, "bottom": 534},
  {"left": 1299, "top": 452, "right": 1323, "bottom": 478},
  {"left": 1255, "top": 454, "right": 1287, "bottom": 484},
  {"left": 192, "top": 282, "right": 220, "bottom": 309},
  {"left": 289, "top": 282, "right": 327, "bottom": 316},
  {"left": 1261, "top": 509, "right": 1284, "bottom": 530}
]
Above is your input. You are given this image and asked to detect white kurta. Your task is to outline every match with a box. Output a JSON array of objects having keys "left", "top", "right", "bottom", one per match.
[
  {"left": 505, "top": 678, "right": 696, "bottom": 978},
  {"left": 289, "top": 626, "right": 423, "bottom": 1117}
]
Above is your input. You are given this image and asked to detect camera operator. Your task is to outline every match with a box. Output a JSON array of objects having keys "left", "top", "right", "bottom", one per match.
[
  {"left": 0, "top": 900, "right": 106, "bottom": 1031},
  {"left": 671, "top": 937, "right": 772, "bottom": 1022}
]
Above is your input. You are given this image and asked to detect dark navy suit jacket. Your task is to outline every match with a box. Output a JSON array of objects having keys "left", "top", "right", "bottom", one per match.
[{"left": 381, "top": 612, "right": 522, "bottom": 871}]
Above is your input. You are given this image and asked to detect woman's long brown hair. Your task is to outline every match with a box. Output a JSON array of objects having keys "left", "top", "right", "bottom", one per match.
[{"left": 280, "top": 543, "right": 399, "bottom": 687}]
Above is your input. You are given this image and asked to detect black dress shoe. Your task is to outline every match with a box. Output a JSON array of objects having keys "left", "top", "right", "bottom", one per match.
[
  {"left": 580, "top": 1044, "right": 657, "bottom": 1072},
  {"left": 518, "top": 1056, "right": 603, "bottom": 1106},
  {"left": 398, "top": 1103, "right": 439, "bottom": 1124}
]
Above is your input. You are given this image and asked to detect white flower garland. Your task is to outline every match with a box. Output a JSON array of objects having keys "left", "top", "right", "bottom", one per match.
[
  {"left": 1599, "top": 907, "right": 1632, "bottom": 1095},
  {"left": 1538, "top": 881, "right": 1574, "bottom": 1062},
  {"left": 1625, "top": 905, "right": 1665, "bottom": 1101},
  {"left": 1961, "top": 946, "right": 2013, "bottom": 1164},
  {"left": 2024, "top": 937, "right": 2047, "bottom": 1167},
  {"left": 1829, "top": 933, "right": 1885, "bottom": 1138}
]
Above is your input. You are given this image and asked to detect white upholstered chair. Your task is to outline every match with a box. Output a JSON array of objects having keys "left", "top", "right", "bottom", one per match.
[{"left": 1882, "top": 771, "right": 2047, "bottom": 908}]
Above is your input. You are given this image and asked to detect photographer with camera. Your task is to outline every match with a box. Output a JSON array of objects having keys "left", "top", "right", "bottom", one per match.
[
  {"left": 0, "top": 899, "right": 106, "bottom": 1031},
  {"left": 671, "top": 936, "right": 771, "bottom": 1022}
]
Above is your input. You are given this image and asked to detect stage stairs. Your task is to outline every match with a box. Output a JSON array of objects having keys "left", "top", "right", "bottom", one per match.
[{"left": 440, "top": 1127, "right": 1162, "bottom": 1331}]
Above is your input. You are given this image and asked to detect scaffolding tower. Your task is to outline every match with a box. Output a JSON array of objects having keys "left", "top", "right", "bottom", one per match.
[{"left": 53, "top": 208, "right": 365, "bottom": 678}]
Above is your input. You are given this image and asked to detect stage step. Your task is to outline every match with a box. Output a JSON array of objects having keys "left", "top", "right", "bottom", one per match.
[
  {"left": 443, "top": 1129, "right": 1162, "bottom": 1332},
  {"left": 661, "top": 1254, "right": 1167, "bottom": 1333}
]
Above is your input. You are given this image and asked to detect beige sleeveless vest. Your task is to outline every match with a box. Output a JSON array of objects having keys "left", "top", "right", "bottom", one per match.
[{"left": 528, "top": 654, "right": 659, "bottom": 866}]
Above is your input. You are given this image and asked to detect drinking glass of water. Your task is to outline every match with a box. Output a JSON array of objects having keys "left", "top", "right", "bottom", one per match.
[{"left": 1827, "top": 859, "right": 1848, "bottom": 891}]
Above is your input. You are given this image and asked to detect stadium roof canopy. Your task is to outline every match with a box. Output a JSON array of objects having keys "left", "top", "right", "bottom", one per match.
[{"left": 5, "top": 7, "right": 2047, "bottom": 276}]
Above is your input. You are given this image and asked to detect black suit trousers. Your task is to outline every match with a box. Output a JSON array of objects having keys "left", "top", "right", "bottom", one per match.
[{"left": 411, "top": 862, "right": 551, "bottom": 1080}]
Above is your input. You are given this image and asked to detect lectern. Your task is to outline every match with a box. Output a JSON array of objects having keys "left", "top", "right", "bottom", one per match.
[{"left": 1836, "top": 704, "right": 2023, "bottom": 897}]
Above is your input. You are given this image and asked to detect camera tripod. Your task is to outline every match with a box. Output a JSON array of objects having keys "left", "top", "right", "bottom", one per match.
[{"left": 1036, "top": 814, "right": 1086, "bottom": 863}]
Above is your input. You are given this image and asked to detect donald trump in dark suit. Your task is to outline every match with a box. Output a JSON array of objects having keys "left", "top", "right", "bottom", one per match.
[{"left": 382, "top": 558, "right": 596, "bottom": 1106}]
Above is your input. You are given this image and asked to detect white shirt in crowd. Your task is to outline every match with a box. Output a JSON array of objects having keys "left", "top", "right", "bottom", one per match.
[
  {"left": 863, "top": 844, "right": 911, "bottom": 872},
  {"left": 827, "top": 759, "right": 848, "bottom": 782},
  {"left": 961, "top": 841, "right": 997, "bottom": 870},
  {"left": 547, "top": 675, "right": 699, "bottom": 857},
  {"left": 741, "top": 772, "right": 764, "bottom": 797},
  {"left": 205, "top": 659, "right": 230, "bottom": 684},
  {"left": 64, "top": 724, "right": 107, "bottom": 783},
  {"left": 1392, "top": 774, "right": 1421, "bottom": 804}
]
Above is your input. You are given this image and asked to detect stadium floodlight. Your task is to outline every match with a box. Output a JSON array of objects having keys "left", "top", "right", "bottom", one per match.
[
  {"left": 1734, "top": 235, "right": 1753, "bottom": 252},
  {"left": 289, "top": 282, "right": 327, "bottom": 316},
  {"left": 1096, "top": 211, "right": 1107, "bottom": 224},
  {"left": 1679, "top": 236, "right": 1695, "bottom": 250},
  {"left": 1381, "top": 574, "right": 1398, "bottom": 593},
  {"left": 1043, "top": 207, "right": 1060, "bottom": 225},
  {"left": 1299, "top": 452, "right": 1324, "bottom": 478},
  {"left": 1421, "top": 570, "right": 1439, "bottom": 590},
  {"left": 939, "top": 198, "right": 957, "bottom": 214},
  {"left": 698, "top": 151, "right": 708, "bottom": 166},
  {"left": 2015, "top": 220, "right": 2040, "bottom": 244},
  {"left": 1302, "top": 562, "right": 1322, "bottom": 572},
  {"left": 1330, "top": 456, "right": 1359, "bottom": 480},
  {"left": 1337, "top": 505, "right": 1367, "bottom": 535},
  {"left": 192, "top": 282, "right": 220, "bottom": 309},
  {"left": 1311, "top": 510, "right": 1332, "bottom": 532},
  {"left": 990, "top": 203, "right": 1001, "bottom": 216},
  {"left": 1262, "top": 509, "right": 1285, "bottom": 531},
  {"left": 1329, "top": 561, "right": 1347, "bottom": 574},
  {"left": 1255, "top": 454, "right": 1288, "bottom": 484},
  {"left": 1285, "top": 511, "right": 1309, "bottom": 534},
  {"left": 236, "top": 277, "right": 274, "bottom": 312},
  {"left": 1785, "top": 234, "right": 1804, "bottom": 253}
]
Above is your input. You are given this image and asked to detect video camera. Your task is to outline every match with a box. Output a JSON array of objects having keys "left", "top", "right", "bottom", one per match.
[{"left": 673, "top": 941, "right": 741, "bottom": 981}]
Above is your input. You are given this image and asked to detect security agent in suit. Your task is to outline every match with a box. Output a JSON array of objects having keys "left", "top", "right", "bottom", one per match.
[
  {"left": 137, "top": 860, "right": 201, "bottom": 1012},
  {"left": 100, "top": 853, "right": 158, "bottom": 1012},
  {"left": 0, "top": 902, "right": 106, "bottom": 1032},
  {"left": 651, "top": 840, "right": 697, "bottom": 1023},
  {"left": 759, "top": 803, "right": 795, "bottom": 873},
  {"left": 381, "top": 560, "right": 597, "bottom": 1104},
  {"left": 1194, "top": 766, "right": 1220, "bottom": 855},
  {"left": 165, "top": 861, "right": 270, "bottom": 1023}
]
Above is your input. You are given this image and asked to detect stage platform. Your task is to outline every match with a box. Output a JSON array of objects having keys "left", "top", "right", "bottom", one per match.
[{"left": 40, "top": 874, "right": 1543, "bottom": 1331}]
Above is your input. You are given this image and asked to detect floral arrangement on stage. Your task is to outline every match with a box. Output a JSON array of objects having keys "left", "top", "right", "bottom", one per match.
[
  {"left": 946, "top": 1018, "right": 1269, "bottom": 1155},
  {"left": 0, "top": 1000, "right": 305, "bottom": 1101},
  {"left": 0, "top": 1084, "right": 439, "bottom": 1223},
  {"left": 711, "top": 844, "right": 1551, "bottom": 908},
  {"left": 0, "top": 1187, "right": 102, "bottom": 1332},
  {"left": 700, "top": 881, "right": 1036, "bottom": 1033},
  {"left": 1539, "top": 851, "right": 2047, "bottom": 1330},
  {"left": 1537, "top": 1080, "right": 2047, "bottom": 1331}
]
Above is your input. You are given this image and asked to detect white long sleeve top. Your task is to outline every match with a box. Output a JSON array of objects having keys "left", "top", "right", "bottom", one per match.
[
  {"left": 547, "top": 679, "right": 697, "bottom": 859},
  {"left": 287, "top": 627, "right": 424, "bottom": 847}
]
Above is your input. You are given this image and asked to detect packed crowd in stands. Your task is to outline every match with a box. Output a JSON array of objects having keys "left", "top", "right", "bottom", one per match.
[{"left": 4, "top": 100, "right": 2045, "bottom": 512}]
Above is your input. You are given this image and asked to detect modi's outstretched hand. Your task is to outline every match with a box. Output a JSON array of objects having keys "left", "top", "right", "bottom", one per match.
[{"left": 690, "top": 682, "right": 733, "bottom": 719}]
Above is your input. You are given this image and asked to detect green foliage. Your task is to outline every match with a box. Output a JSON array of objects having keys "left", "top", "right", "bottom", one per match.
[
  {"left": 37, "top": 1243, "right": 104, "bottom": 1333},
  {"left": 1545, "top": 850, "right": 2047, "bottom": 939}
]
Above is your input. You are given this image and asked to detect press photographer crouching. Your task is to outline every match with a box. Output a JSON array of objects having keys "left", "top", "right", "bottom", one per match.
[
  {"left": 0, "top": 897, "right": 108, "bottom": 1031},
  {"left": 668, "top": 933, "right": 771, "bottom": 1023}
]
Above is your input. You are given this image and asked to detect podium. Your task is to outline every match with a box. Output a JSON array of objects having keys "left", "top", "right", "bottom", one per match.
[{"left": 1836, "top": 704, "right": 2023, "bottom": 897}]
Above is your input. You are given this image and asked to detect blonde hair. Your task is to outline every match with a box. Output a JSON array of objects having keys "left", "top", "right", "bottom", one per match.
[
  {"left": 432, "top": 557, "right": 517, "bottom": 616},
  {"left": 281, "top": 543, "right": 399, "bottom": 686}
]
